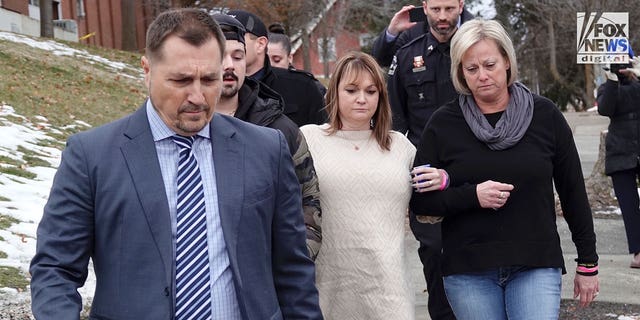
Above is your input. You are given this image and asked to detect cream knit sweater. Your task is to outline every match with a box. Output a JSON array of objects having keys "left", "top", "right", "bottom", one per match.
[{"left": 301, "top": 124, "right": 417, "bottom": 320}]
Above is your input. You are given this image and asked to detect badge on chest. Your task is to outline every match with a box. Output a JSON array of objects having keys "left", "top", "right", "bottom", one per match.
[{"left": 412, "top": 55, "right": 426, "bottom": 73}]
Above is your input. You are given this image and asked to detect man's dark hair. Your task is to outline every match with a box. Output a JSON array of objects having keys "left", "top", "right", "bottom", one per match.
[{"left": 145, "top": 8, "right": 225, "bottom": 62}]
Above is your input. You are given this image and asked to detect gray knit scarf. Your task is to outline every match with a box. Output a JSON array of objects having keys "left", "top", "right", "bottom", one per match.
[{"left": 459, "top": 82, "right": 534, "bottom": 151}]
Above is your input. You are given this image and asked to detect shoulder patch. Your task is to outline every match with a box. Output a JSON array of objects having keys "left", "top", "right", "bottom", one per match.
[{"left": 389, "top": 55, "right": 398, "bottom": 76}]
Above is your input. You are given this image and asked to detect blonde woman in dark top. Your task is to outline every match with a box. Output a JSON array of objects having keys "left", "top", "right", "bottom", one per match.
[{"left": 410, "top": 19, "right": 599, "bottom": 319}]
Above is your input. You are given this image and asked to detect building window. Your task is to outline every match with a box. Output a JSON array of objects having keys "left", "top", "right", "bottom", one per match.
[
  {"left": 77, "top": 0, "right": 86, "bottom": 17},
  {"left": 318, "top": 37, "right": 336, "bottom": 63},
  {"left": 29, "top": 0, "right": 39, "bottom": 6}
]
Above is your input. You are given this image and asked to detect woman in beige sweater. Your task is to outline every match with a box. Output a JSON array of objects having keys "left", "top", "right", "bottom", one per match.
[{"left": 301, "top": 51, "right": 445, "bottom": 320}]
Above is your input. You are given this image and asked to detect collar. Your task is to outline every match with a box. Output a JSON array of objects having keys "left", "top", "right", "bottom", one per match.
[{"left": 425, "top": 31, "right": 454, "bottom": 56}]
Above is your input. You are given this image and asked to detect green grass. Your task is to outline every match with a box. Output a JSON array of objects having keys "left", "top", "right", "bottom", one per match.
[
  {"left": 0, "top": 155, "right": 22, "bottom": 167},
  {"left": 0, "top": 37, "right": 145, "bottom": 132},
  {"left": 17, "top": 146, "right": 52, "bottom": 168},
  {"left": 0, "top": 251, "right": 6, "bottom": 259},
  {"left": 0, "top": 195, "right": 10, "bottom": 201},
  {"left": 0, "top": 214, "right": 19, "bottom": 229},
  {"left": 0, "top": 166, "right": 36, "bottom": 179},
  {"left": 36, "top": 137, "right": 65, "bottom": 149},
  {"left": 22, "top": 154, "right": 51, "bottom": 168},
  {"left": 0, "top": 266, "right": 29, "bottom": 291}
]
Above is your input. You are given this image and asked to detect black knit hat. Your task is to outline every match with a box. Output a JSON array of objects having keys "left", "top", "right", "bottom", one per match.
[
  {"left": 211, "top": 13, "right": 246, "bottom": 46},
  {"left": 226, "top": 9, "right": 268, "bottom": 39}
]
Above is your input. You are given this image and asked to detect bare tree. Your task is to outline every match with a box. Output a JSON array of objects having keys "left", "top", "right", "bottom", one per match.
[
  {"left": 494, "top": 0, "right": 638, "bottom": 111},
  {"left": 178, "top": 0, "right": 329, "bottom": 72},
  {"left": 39, "top": 0, "right": 53, "bottom": 38},
  {"left": 145, "top": 0, "right": 172, "bottom": 19}
]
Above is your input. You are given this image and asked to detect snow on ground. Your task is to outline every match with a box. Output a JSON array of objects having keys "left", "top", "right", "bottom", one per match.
[
  {"left": 0, "top": 104, "right": 95, "bottom": 304},
  {"left": 0, "top": 31, "right": 142, "bottom": 79}
]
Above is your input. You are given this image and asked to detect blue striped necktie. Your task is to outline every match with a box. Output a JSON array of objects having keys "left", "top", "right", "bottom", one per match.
[{"left": 172, "top": 135, "right": 212, "bottom": 320}]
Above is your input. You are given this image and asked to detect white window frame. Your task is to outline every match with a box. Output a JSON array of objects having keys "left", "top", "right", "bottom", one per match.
[{"left": 77, "top": 0, "right": 86, "bottom": 17}]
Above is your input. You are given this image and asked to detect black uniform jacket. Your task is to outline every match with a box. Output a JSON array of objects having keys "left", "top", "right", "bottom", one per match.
[
  {"left": 257, "top": 57, "right": 327, "bottom": 127},
  {"left": 388, "top": 32, "right": 458, "bottom": 146}
]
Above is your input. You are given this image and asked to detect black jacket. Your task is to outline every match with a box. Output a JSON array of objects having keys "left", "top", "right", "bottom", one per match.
[
  {"left": 597, "top": 79, "right": 640, "bottom": 175},
  {"left": 387, "top": 32, "right": 458, "bottom": 145},
  {"left": 371, "top": 9, "right": 474, "bottom": 67},
  {"left": 253, "top": 57, "right": 327, "bottom": 127},
  {"left": 235, "top": 77, "right": 299, "bottom": 154}
]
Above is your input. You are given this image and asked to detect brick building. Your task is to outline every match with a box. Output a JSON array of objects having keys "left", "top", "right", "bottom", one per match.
[
  {"left": 0, "top": 0, "right": 173, "bottom": 52},
  {"left": 0, "top": 0, "right": 370, "bottom": 77}
]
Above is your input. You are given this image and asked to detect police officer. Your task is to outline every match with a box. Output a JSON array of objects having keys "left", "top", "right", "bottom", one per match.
[
  {"left": 227, "top": 9, "right": 327, "bottom": 127},
  {"left": 386, "top": 1, "right": 468, "bottom": 320},
  {"left": 371, "top": 1, "right": 473, "bottom": 68}
]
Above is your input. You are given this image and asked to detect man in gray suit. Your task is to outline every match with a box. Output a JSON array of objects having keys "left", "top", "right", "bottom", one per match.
[{"left": 29, "top": 8, "right": 322, "bottom": 320}]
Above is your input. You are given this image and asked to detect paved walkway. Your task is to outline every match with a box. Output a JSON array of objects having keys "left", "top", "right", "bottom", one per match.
[{"left": 410, "top": 111, "right": 640, "bottom": 319}]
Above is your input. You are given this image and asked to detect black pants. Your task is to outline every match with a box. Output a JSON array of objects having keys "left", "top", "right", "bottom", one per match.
[
  {"left": 410, "top": 214, "right": 456, "bottom": 320},
  {"left": 611, "top": 166, "right": 640, "bottom": 254}
]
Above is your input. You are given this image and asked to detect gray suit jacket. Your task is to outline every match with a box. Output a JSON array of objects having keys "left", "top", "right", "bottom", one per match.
[{"left": 30, "top": 105, "right": 322, "bottom": 320}]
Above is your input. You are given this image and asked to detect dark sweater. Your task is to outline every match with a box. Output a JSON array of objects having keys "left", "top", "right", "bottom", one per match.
[{"left": 409, "top": 95, "right": 598, "bottom": 276}]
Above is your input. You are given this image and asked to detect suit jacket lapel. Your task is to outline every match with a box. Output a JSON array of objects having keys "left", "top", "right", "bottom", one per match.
[
  {"left": 120, "top": 105, "right": 173, "bottom": 287},
  {"left": 210, "top": 115, "right": 243, "bottom": 279}
]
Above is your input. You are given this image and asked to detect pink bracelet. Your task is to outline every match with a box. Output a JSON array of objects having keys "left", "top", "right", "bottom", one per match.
[
  {"left": 577, "top": 265, "right": 598, "bottom": 273},
  {"left": 439, "top": 170, "right": 449, "bottom": 191}
]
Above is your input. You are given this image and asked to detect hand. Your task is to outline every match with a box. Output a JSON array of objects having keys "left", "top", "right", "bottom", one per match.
[
  {"left": 574, "top": 274, "right": 599, "bottom": 307},
  {"left": 388, "top": 5, "right": 418, "bottom": 36},
  {"left": 619, "top": 57, "right": 640, "bottom": 81},
  {"left": 476, "top": 180, "right": 514, "bottom": 210},
  {"left": 411, "top": 165, "right": 443, "bottom": 192},
  {"left": 605, "top": 68, "right": 618, "bottom": 82},
  {"left": 628, "top": 56, "right": 640, "bottom": 77}
]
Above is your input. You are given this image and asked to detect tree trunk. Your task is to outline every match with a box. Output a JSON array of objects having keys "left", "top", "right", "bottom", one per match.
[
  {"left": 39, "top": 0, "right": 53, "bottom": 38},
  {"left": 150, "top": 0, "right": 171, "bottom": 19},
  {"left": 584, "top": 130, "right": 617, "bottom": 210},
  {"left": 558, "top": 130, "right": 617, "bottom": 215},
  {"left": 584, "top": 64, "right": 595, "bottom": 110},
  {"left": 121, "top": 0, "right": 138, "bottom": 51},
  {"left": 302, "top": 32, "right": 312, "bottom": 72}
]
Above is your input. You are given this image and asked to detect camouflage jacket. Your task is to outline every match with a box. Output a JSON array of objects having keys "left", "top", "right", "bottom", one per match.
[{"left": 293, "top": 132, "right": 322, "bottom": 260}]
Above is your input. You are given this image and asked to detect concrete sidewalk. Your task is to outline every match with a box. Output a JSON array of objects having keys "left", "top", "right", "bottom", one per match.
[{"left": 410, "top": 111, "right": 640, "bottom": 319}]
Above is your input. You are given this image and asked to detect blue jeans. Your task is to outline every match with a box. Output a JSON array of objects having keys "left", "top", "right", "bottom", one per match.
[{"left": 443, "top": 266, "right": 562, "bottom": 320}]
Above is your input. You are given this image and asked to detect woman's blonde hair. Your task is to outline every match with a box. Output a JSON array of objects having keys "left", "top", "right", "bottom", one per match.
[
  {"left": 324, "top": 51, "right": 392, "bottom": 151},
  {"left": 450, "top": 19, "right": 518, "bottom": 95}
]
